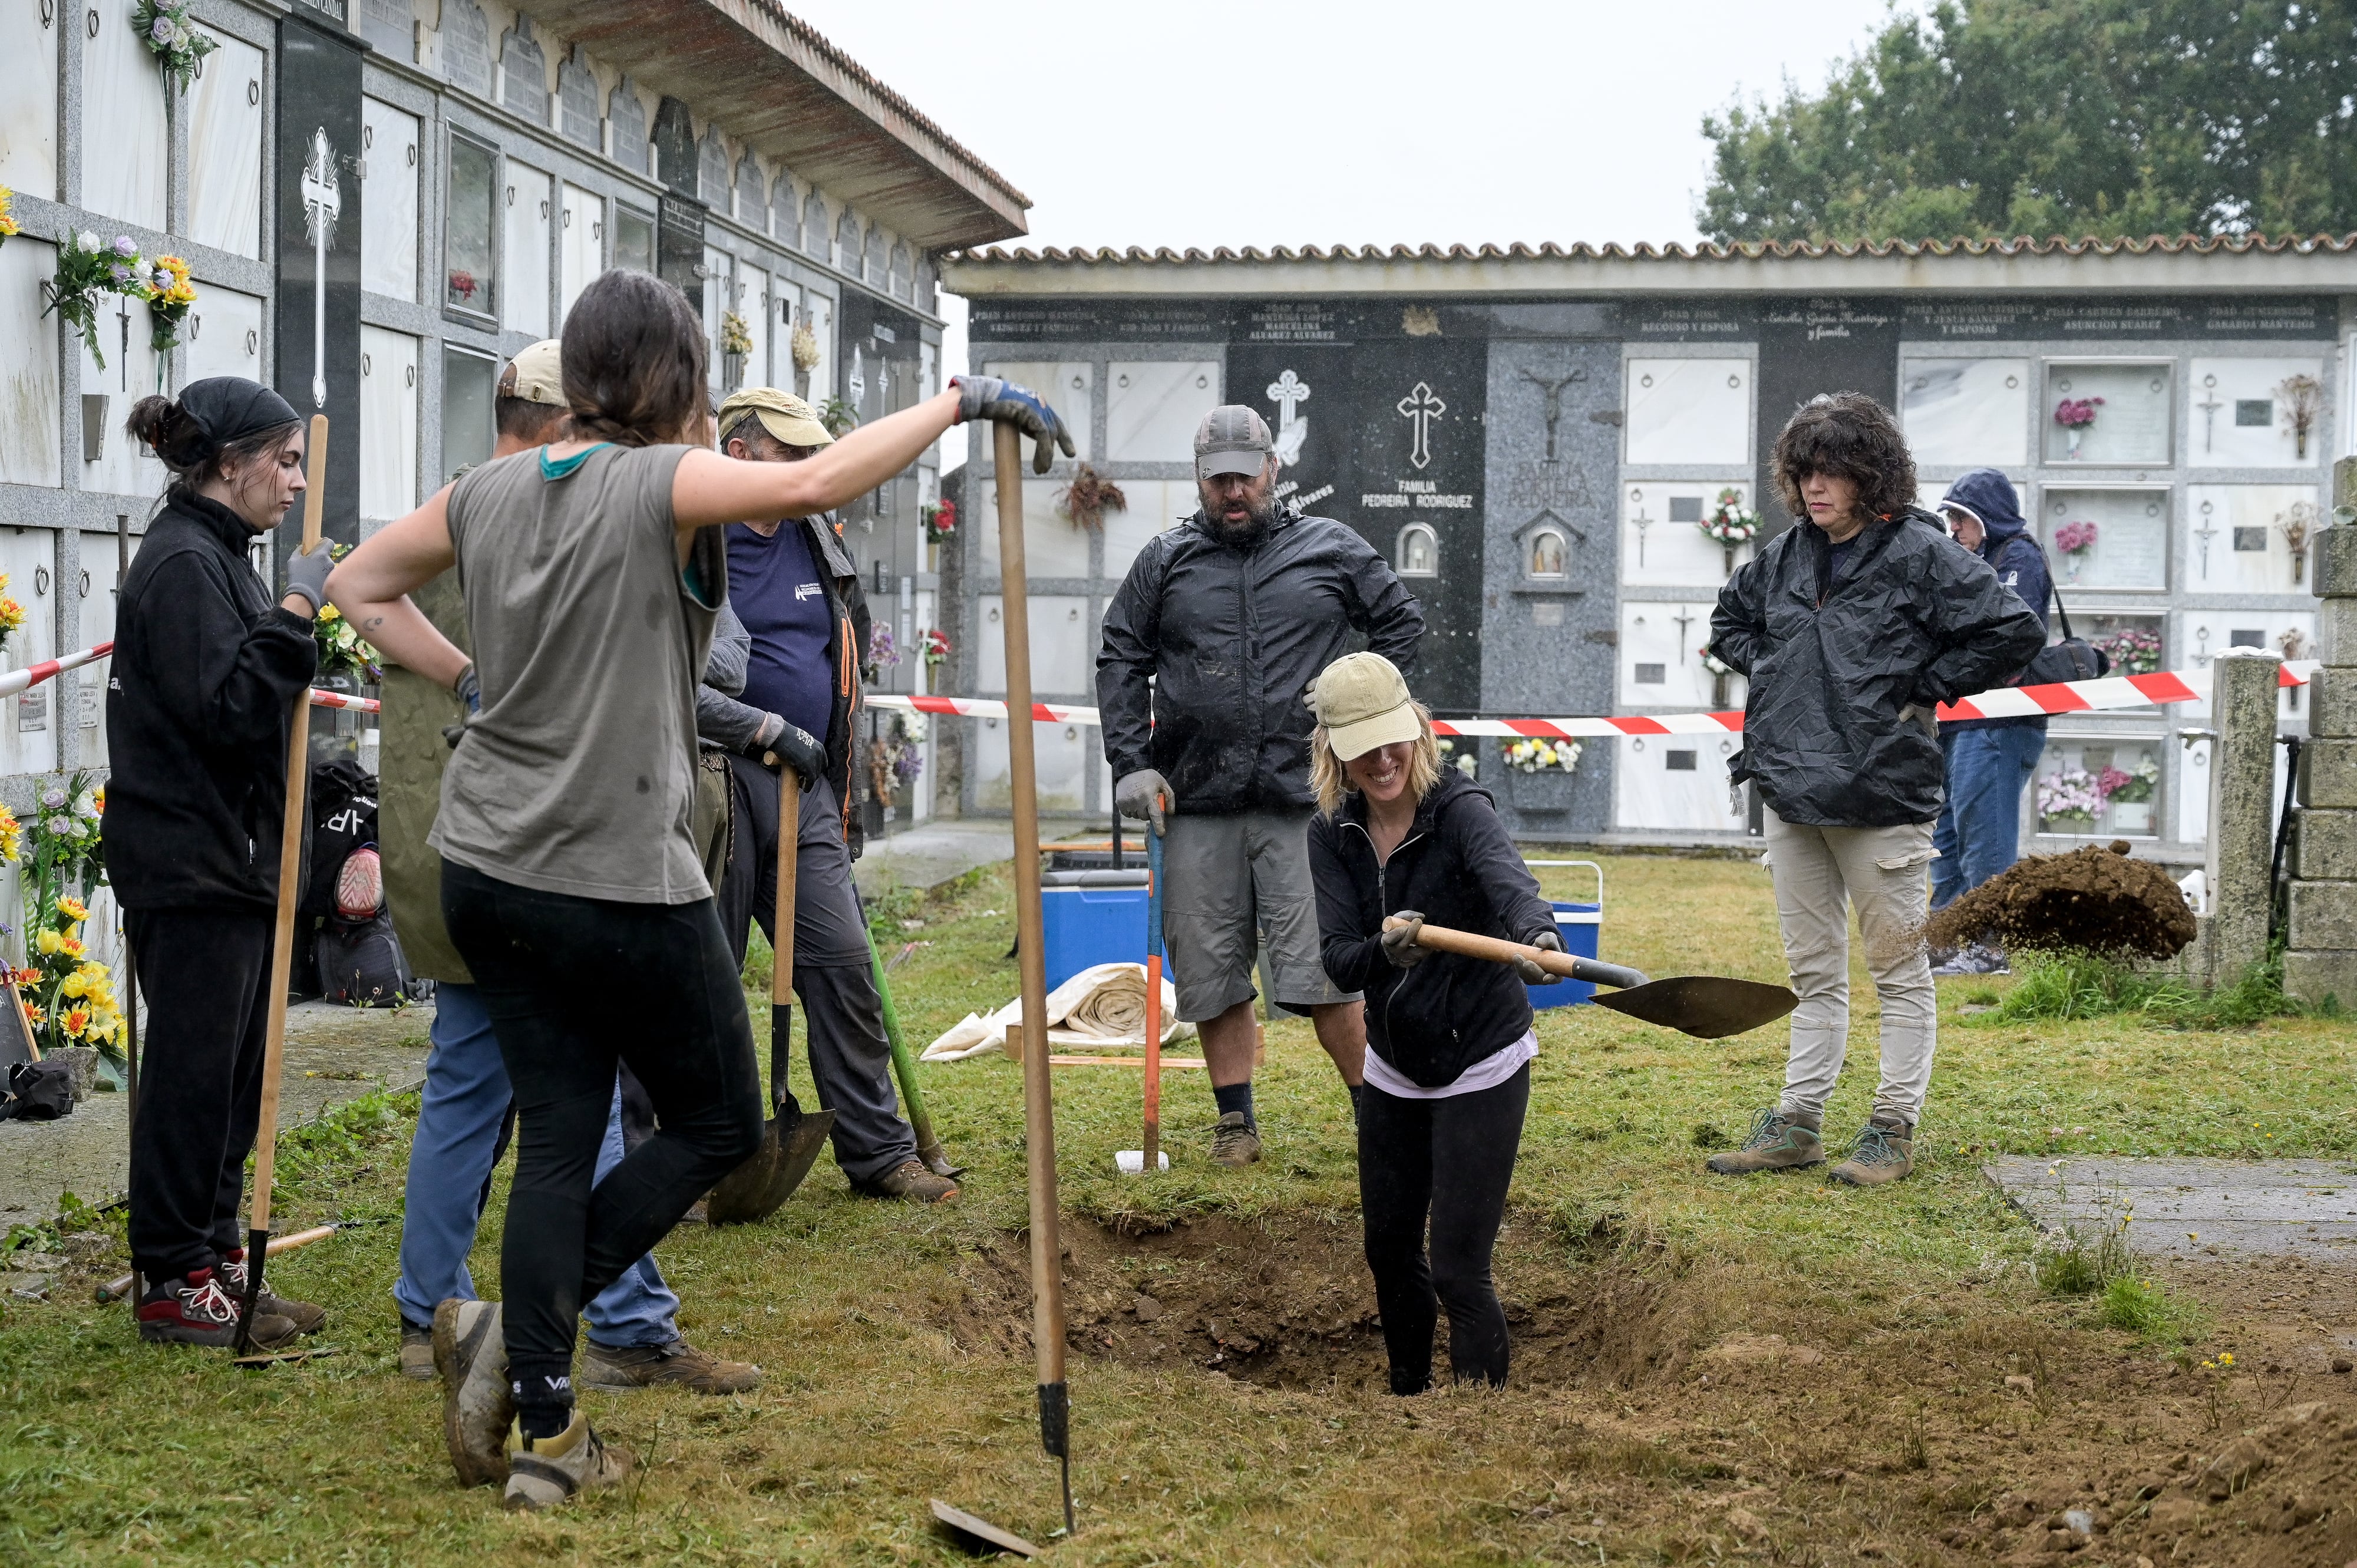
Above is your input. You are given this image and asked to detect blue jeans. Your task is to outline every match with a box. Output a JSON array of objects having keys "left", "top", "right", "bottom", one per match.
[
  {"left": 1930, "top": 724, "right": 2048, "bottom": 910},
  {"left": 391, "top": 981, "right": 681, "bottom": 1348}
]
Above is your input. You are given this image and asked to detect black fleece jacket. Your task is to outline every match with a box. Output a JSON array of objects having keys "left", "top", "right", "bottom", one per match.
[
  {"left": 103, "top": 491, "right": 319, "bottom": 912},
  {"left": 1308, "top": 771, "right": 1557, "bottom": 1088}
]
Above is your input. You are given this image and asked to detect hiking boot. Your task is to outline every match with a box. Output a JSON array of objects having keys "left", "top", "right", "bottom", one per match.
[
  {"left": 1829, "top": 1117, "right": 1916, "bottom": 1187},
  {"left": 433, "top": 1298, "right": 513, "bottom": 1487},
  {"left": 135, "top": 1267, "right": 298, "bottom": 1349},
  {"left": 854, "top": 1158, "right": 960, "bottom": 1203},
  {"left": 1932, "top": 943, "right": 2008, "bottom": 978},
  {"left": 400, "top": 1318, "right": 436, "bottom": 1381},
  {"left": 579, "top": 1338, "right": 762, "bottom": 1395},
  {"left": 1210, "top": 1111, "right": 1262, "bottom": 1167},
  {"left": 215, "top": 1249, "right": 327, "bottom": 1335},
  {"left": 503, "top": 1411, "right": 630, "bottom": 1513},
  {"left": 1704, "top": 1108, "right": 1824, "bottom": 1175}
]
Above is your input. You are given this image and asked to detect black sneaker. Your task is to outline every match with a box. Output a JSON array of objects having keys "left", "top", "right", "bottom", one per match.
[
  {"left": 136, "top": 1267, "right": 297, "bottom": 1349},
  {"left": 215, "top": 1249, "right": 328, "bottom": 1335}
]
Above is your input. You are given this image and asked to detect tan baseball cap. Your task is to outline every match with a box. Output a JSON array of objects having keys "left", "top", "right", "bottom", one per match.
[
  {"left": 498, "top": 339, "right": 565, "bottom": 407},
  {"left": 1312, "top": 652, "right": 1422, "bottom": 761},
  {"left": 718, "top": 386, "right": 835, "bottom": 450}
]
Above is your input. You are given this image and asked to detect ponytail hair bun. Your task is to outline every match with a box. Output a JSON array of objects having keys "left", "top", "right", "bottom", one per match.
[{"left": 125, "top": 395, "right": 219, "bottom": 474}]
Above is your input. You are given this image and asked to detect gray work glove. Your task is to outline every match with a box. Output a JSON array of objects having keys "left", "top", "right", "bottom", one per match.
[
  {"left": 1381, "top": 910, "right": 1430, "bottom": 970},
  {"left": 750, "top": 712, "right": 826, "bottom": 789},
  {"left": 1515, "top": 929, "right": 1564, "bottom": 986},
  {"left": 1114, "top": 768, "right": 1173, "bottom": 837},
  {"left": 950, "top": 375, "right": 1077, "bottom": 475},
  {"left": 281, "top": 543, "right": 334, "bottom": 615},
  {"left": 443, "top": 662, "right": 483, "bottom": 749}
]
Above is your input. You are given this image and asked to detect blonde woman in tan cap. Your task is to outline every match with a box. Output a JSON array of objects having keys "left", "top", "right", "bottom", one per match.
[{"left": 1303, "top": 652, "right": 1563, "bottom": 1394}]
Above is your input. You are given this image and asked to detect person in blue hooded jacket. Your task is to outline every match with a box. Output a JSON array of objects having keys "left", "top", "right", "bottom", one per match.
[{"left": 1929, "top": 468, "right": 2051, "bottom": 974}]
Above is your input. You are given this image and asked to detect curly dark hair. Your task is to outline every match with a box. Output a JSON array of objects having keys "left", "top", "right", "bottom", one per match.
[{"left": 1770, "top": 392, "right": 1917, "bottom": 524}]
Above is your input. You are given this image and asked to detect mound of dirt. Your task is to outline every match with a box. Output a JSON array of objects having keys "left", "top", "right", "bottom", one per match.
[
  {"left": 1925, "top": 839, "right": 2196, "bottom": 958},
  {"left": 2109, "top": 1397, "right": 2357, "bottom": 1567}
]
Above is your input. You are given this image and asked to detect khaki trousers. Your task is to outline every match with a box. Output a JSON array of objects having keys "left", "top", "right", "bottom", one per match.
[{"left": 1762, "top": 808, "right": 1939, "bottom": 1127}]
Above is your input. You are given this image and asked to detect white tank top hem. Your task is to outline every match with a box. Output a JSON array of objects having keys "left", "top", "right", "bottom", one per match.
[{"left": 1361, "top": 1029, "right": 1537, "bottom": 1100}]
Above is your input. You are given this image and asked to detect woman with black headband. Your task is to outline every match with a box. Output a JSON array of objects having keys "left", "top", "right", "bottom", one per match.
[{"left": 107, "top": 378, "right": 336, "bottom": 1348}]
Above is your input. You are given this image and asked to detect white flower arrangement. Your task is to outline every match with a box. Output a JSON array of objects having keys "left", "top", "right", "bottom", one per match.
[
  {"left": 1505, "top": 737, "right": 1581, "bottom": 775},
  {"left": 1435, "top": 738, "right": 1479, "bottom": 779}
]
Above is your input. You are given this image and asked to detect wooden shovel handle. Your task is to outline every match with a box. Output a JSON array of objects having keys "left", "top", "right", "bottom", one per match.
[{"left": 1382, "top": 917, "right": 1648, "bottom": 989}]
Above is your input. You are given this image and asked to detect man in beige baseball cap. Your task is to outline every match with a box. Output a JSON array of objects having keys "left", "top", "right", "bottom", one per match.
[{"left": 716, "top": 386, "right": 835, "bottom": 453}]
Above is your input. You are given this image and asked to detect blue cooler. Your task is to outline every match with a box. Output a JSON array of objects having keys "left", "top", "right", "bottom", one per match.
[
  {"left": 1039, "top": 870, "right": 1151, "bottom": 991},
  {"left": 1524, "top": 860, "right": 1603, "bottom": 1009}
]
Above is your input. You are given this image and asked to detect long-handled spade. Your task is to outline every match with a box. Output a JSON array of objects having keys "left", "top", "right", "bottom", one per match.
[
  {"left": 705, "top": 768, "right": 836, "bottom": 1224},
  {"left": 1385, "top": 919, "right": 1799, "bottom": 1039},
  {"left": 871, "top": 926, "right": 962, "bottom": 1179},
  {"left": 234, "top": 413, "right": 330, "bottom": 1362},
  {"left": 1116, "top": 804, "right": 1167, "bottom": 1175}
]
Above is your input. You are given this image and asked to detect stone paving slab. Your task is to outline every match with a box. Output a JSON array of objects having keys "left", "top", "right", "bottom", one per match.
[
  {"left": 0, "top": 999, "right": 433, "bottom": 1228},
  {"left": 1987, "top": 1154, "right": 2357, "bottom": 1261},
  {"left": 852, "top": 815, "right": 1100, "bottom": 897}
]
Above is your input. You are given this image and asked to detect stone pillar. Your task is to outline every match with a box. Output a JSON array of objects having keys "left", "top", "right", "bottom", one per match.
[
  {"left": 2285, "top": 457, "right": 2357, "bottom": 1005},
  {"left": 2207, "top": 646, "right": 2285, "bottom": 987}
]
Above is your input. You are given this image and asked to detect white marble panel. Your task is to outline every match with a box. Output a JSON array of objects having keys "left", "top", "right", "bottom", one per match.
[
  {"left": 1619, "top": 481, "right": 1755, "bottom": 589},
  {"left": 558, "top": 183, "right": 599, "bottom": 325},
  {"left": 1612, "top": 734, "right": 1745, "bottom": 833},
  {"left": 78, "top": 305, "right": 162, "bottom": 501},
  {"left": 979, "top": 478, "right": 1093, "bottom": 578},
  {"left": 0, "top": 1, "right": 58, "bottom": 199},
  {"left": 1618, "top": 600, "right": 1721, "bottom": 709},
  {"left": 0, "top": 239, "right": 61, "bottom": 489},
  {"left": 1624, "top": 358, "right": 1748, "bottom": 466},
  {"left": 982, "top": 361, "right": 1093, "bottom": 463},
  {"left": 2039, "top": 487, "right": 2168, "bottom": 591},
  {"left": 2183, "top": 484, "right": 2320, "bottom": 595},
  {"left": 81, "top": 0, "right": 167, "bottom": 232},
  {"left": 1902, "top": 357, "right": 2028, "bottom": 468},
  {"left": 976, "top": 595, "right": 1091, "bottom": 698},
  {"left": 187, "top": 29, "right": 265, "bottom": 259},
  {"left": 738, "top": 269, "right": 769, "bottom": 391},
  {"left": 76, "top": 534, "right": 121, "bottom": 766},
  {"left": 1105, "top": 361, "right": 1219, "bottom": 463},
  {"left": 182, "top": 282, "right": 264, "bottom": 385},
  {"left": 2177, "top": 612, "right": 2317, "bottom": 724},
  {"left": 2044, "top": 362, "right": 2173, "bottom": 465},
  {"left": 972, "top": 714, "right": 1090, "bottom": 814},
  {"left": 701, "top": 245, "right": 731, "bottom": 398},
  {"left": 503, "top": 160, "right": 552, "bottom": 339},
  {"left": 1102, "top": 480, "right": 1187, "bottom": 582},
  {"left": 0, "top": 529, "right": 59, "bottom": 777},
  {"left": 361, "top": 97, "right": 421, "bottom": 302},
  {"left": 359, "top": 325, "right": 419, "bottom": 524},
  {"left": 800, "top": 290, "right": 834, "bottom": 402},
  {"left": 2187, "top": 357, "right": 2326, "bottom": 469},
  {"left": 2177, "top": 737, "right": 2210, "bottom": 846}
]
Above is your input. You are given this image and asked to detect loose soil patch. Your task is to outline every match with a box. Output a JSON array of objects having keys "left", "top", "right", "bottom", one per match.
[{"left": 1927, "top": 839, "right": 2197, "bottom": 958}]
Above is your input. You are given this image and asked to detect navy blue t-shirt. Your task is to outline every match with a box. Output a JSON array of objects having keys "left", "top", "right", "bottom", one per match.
[{"left": 727, "top": 520, "right": 836, "bottom": 744}]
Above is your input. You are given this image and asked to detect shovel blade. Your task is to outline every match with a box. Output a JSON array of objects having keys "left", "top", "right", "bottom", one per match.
[
  {"left": 1589, "top": 976, "right": 1798, "bottom": 1040},
  {"left": 705, "top": 1104, "right": 837, "bottom": 1225},
  {"left": 930, "top": 1498, "right": 1042, "bottom": 1559}
]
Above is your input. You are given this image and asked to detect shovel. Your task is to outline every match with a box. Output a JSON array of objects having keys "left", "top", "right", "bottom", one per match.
[
  {"left": 1117, "top": 802, "right": 1167, "bottom": 1175},
  {"left": 1385, "top": 920, "right": 1798, "bottom": 1040},
  {"left": 707, "top": 769, "right": 835, "bottom": 1224}
]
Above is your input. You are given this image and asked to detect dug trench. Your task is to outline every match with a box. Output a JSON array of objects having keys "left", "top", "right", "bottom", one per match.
[{"left": 932, "top": 1213, "right": 2357, "bottom": 1563}]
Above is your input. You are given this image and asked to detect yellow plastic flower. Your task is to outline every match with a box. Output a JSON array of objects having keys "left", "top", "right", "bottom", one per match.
[
  {"left": 55, "top": 896, "right": 88, "bottom": 923},
  {"left": 0, "top": 804, "right": 20, "bottom": 863},
  {"left": 35, "top": 929, "right": 64, "bottom": 956},
  {"left": 59, "top": 972, "right": 88, "bottom": 999},
  {"left": 62, "top": 1008, "right": 88, "bottom": 1037},
  {"left": 0, "top": 185, "right": 17, "bottom": 240},
  {"left": 60, "top": 936, "right": 83, "bottom": 958}
]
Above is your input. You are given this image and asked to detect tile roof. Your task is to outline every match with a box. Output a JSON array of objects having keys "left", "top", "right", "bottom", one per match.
[{"left": 948, "top": 232, "right": 2357, "bottom": 265}]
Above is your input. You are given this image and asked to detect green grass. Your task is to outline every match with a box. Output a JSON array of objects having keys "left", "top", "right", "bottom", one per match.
[
  {"left": 0, "top": 850, "right": 2346, "bottom": 1563},
  {"left": 1991, "top": 946, "right": 2297, "bottom": 1030}
]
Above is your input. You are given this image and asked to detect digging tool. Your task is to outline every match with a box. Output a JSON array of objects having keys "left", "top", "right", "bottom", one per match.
[
  {"left": 235, "top": 414, "right": 329, "bottom": 1355},
  {"left": 119, "top": 523, "right": 138, "bottom": 1308},
  {"left": 1384, "top": 919, "right": 1798, "bottom": 1040},
  {"left": 930, "top": 1497, "right": 1042, "bottom": 1558},
  {"left": 707, "top": 769, "right": 834, "bottom": 1224},
  {"left": 870, "top": 925, "right": 962, "bottom": 1178},
  {"left": 1117, "top": 804, "right": 1168, "bottom": 1175},
  {"left": 100, "top": 1224, "right": 338, "bottom": 1305}
]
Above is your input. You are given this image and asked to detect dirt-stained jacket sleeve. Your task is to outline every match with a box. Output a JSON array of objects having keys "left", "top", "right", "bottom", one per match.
[
  {"left": 1095, "top": 539, "right": 1165, "bottom": 781},
  {"left": 141, "top": 550, "right": 317, "bottom": 749},
  {"left": 1308, "top": 811, "right": 1386, "bottom": 995}
]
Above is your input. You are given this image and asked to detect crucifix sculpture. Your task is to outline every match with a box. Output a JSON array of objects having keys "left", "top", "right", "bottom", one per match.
[
  {"left": 1671, "top": 606, "right": 1697, "bottom": 663},
  {"left": 2196, "top": 375, "right": 2223, "bottom": 453},
  {"left": 299, "top": 127, "right": 343, "bottom": 411},
  {"left": 2191, "top": 501, "right": 2219, "bottom": 579},
  {"left": 1266, "top": 368, "right": 1310, "bottom": 464},
  {"left": 1396, "top": 381, "right": 1446, "bottom": 471},
  {"left": 115, "top": 295, "right": 132, "bottom": 392},
  {"left": 1520, "top": 368, "right": 1582, "bottom": 462},
  {"left": 1629, "top": 497, "right": 1654, "bottom": 567}
]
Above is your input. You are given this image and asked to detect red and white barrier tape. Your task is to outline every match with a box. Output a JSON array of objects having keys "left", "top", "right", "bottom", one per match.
[
  {"left": 870, "top": 659, "right": 2323, "bottom": 738},
  {"left": 0, "top": 641, "right": 114, "bottom": 699},
  {"left": 309, "top": 689, "right": 379, "bottom": 712}
]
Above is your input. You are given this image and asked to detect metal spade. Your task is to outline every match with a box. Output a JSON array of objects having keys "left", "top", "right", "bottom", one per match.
[{"left": 1388, "top": 920, "right": 1799, "bottom": 1041}]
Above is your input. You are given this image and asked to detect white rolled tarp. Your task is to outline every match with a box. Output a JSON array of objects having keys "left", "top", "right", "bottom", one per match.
[{"left": 922, "top": 962, "right": 1194, "bottom": 1063}]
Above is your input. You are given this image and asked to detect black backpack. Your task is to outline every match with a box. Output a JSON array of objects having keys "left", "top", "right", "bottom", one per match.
[
  {"left": 302, "top": 759, "right": 379, "bottom": 920},
  {"left": 2, "top": 1060, "right": 76, "bottom": 1120},
  {"left": 314, "top": 910, "right": 418, "bottom": 1008}
]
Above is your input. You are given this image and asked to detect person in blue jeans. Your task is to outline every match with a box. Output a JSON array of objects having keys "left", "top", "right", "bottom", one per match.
[
  {"left": 379, "top": 343, "right": 757, "bottom": 1395},
  {"left": 1929, "top": 467, "right": 2052, "bottom": 975}
]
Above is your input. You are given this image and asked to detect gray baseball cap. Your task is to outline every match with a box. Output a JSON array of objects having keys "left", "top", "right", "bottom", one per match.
[{"left": 1194, "top": 405, "right": 1274, "bottom": 480}]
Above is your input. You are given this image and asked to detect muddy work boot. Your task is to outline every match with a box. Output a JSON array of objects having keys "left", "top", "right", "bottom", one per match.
[
  {"left": 853, "top": 1158, "right": 960, "bottom": 1203},
  {"left": 400, "top": 1317, "right": 437, "bottom": 1381},
  {"left": 503, "top": 1411, "right": 631, "bottom": 1513},
  {"left": 433, "top": 1298, "right": 513, "bottom": 1487},
  {"left": 578, "top": 1338, "right": 762, "bottom": 1395},
  {"left": 1704, "top": 1108, "right": 1824, "bottom": 1175},
  {"left": 1828, "top": 1116, "right": 1916, "bottom": 1186},
  {"left": 1210, "top": 1111, "right": 1262, "bottom": 1167}
]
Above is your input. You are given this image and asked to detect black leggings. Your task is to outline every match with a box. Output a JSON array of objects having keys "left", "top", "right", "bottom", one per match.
[
  {"left": 1358, "top": 1063, "right": 1529, "bottom": 1395},
  {"left": 440, "top": 859, "right": 764, "bottom": 1408}
]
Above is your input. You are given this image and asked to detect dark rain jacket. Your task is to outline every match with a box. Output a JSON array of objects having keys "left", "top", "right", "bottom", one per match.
[
  {"left": 1097, "top": 504, "right": 1425, "bottom": 815},
  {"left": 1708, "top": 506, "right": 2045, "bottom": 828},
  {"left": 103, "top": 491, "right": 319, "bottom": 912},
  {"left": 1308, "top": 771, "right": 1558, "bottom": 1088},
  {"left": 1937, "top": 468, "right": 2052, "bottom": 734}
]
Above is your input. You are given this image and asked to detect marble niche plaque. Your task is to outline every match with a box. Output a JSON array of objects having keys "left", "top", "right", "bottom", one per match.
[
  {"left": 1901, "top": 358, "right": 2028, "bottom": 468},
  {"left": 1105, "top": 362, "right": 1220, "bottom": 463},
  {"left": 2044, "top": 362, "right": 2173, "bottom": 465},
  {"left": 2183, "top": 484, "right": 2322, "bottom": 594},
  {"left": 1620, "top": 482, "right": 1755, "bottom": 589},
  {"left": 984, "top": 361, "right": 1094, "bottom": 464},
  {"left": 1613, "top": 734, "right": 1745, "bottom": 833},
  {"left": 2186, "top": 357, "right": 2326, "bottom": 468},
  {"left": 1618, "top": 602, "right": 1719, "bottom": 709},
  {"left": 2042, "top": 487, "right": 2168, "bottom": 591},
  {"left": 1623, "top": 359, "right": 1749, "bottom": 466}
]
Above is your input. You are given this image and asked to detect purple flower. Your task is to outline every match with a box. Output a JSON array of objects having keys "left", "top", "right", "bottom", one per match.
[
  {"left": 150, "top": 15, "right": 176, "bottom": 43},
  {"left": 111, "top": 236, "right": 138, "bottom": 258}
]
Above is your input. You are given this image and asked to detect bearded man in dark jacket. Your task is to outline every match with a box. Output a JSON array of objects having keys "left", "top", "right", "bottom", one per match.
[
  {"left": 1097, "top": 405, "right": 1425, "bottom": 1166},
  {"left": 1704, "top": 394, "right": 2043, "bottom": 1188}
]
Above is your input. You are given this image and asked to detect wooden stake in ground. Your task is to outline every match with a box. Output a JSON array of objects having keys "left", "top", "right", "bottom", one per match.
[
  {"left": 993, "top": 421, "right": 1074, "bottom": 1535},
  {"left": 235, "top": 413, "right": 328, "bottom": 1354}
]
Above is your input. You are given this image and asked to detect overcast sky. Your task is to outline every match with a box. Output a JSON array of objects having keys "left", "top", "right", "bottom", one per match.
[{"left": 787, "top": 0, "right": 1916, "bottom": 460}]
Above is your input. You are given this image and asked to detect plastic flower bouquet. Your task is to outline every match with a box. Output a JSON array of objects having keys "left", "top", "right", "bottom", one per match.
[
  {"left": 0, "top": 575, "right": 26, "bottom": 652},
  {"left": 921, "top": 628, "right": 952, "bottom": 667},
  {"left": 719, "top": 309, "right": 752, "bottom": 357},
  {"left": 2053, "top": 520, "right": 2098, "bottom": 556},
  {"left": 1435, "top": 738, "right": 1479, "bottom": 780},
  {"left": 1699, "top": 488, "right": 1760, "bottom": 544},
  {"left": 144, "top": 254, "right": 199, "bottom": 357},
  {"left": 47, "top": 233, "right": 153, "bottom": 372},
  {"left": 2092, "top": 625, "right": 2161, "bottom": 676},
  {"left": 2037, "top": 767, "right": 2101, "bottom": 826},
  {"left": 133, "top": 0, "right": 219, "bottom": 91},
  {"left": 1506, "top": 737, "right": 1581, "bottom": 774},
  {"left": 2053, "top": 397, "right": 2105, "bottom": 430},
  {"left": 921, "top": 498, "right": 957, "bottom": 543},
  {"left": 22, "top": 897, "right": 126, "bottom": 1061},
  {"left": 0, "top": 185, "right": 18, "bottom": 246},
  {"left": 314, "top": 603, "right": 382, "bottom": 684},
  {"left": 865, "top": 623, "right": 901, "bottom": 676},
  {"left": 2105, "top": 757, "right": 2158, "bottom": 805}
]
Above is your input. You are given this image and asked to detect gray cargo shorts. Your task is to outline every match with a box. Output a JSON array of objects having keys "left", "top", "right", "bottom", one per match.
[{"left": 1161, "top": 807, "right": 1359, "bottom": 1024}]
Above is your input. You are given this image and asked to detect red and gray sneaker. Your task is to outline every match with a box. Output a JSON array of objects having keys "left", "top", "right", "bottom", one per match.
[
  {"left": 136, "top": 1267, "right": 298, "bottom": 1349},
  {"left": 215, "top": 1248, "right": 328, "bottom": 1335}
]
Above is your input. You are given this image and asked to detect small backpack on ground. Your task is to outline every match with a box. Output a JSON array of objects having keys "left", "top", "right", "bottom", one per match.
[
  {"left": 2, "top": 1060, "right": 77, "bottom": 1120},
  {"left": 302, "top": 759, "right": 379, "bottom": 920},
  {"left": 314, "top": 910, "right": 418, "bottom": 1008}
]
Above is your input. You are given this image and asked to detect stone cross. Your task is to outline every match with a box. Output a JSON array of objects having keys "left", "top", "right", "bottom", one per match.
[
  {"left": 299, "top": 127, "right": 343, "bottom": 411},
  {"left": 1671, "top": 606, "right": 1697, "bottom": 662},
  {"left": 1520, "top": 368, "right": 1582, "bottom": 462},
  {"left": 1395, "top": 382, "right": 1446, "bottom": 471},
  {"left": 1266, "top": 368, "right": 1310, "bottom": 464},
  {"left": 2196, "top": 375, "right": 2224, "bottom": 453},
  {"left": 2192, "top": 501, "right": 2219, "bottom": 579}
]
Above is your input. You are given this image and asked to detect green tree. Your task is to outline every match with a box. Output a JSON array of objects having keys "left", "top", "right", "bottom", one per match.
[{"left": 1698, "top": 1, "right": 2357, "bottom": 245}]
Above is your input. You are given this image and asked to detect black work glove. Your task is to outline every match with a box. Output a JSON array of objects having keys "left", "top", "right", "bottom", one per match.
[
  {"left": 1516, "top": 929, "right": 1564, "bottom": 986},
  {"left": 442, "top": 662, "right": 483, "bottom": 749},
  {"left": 1114, "top": 768, "right": 1173, "bottom": 837},
  {"left": 281, "top": 542, "right": 334, "bottom": 616},
  {"left": 1381, "top": 910, "right": 1430, "bottom": 970},
  {"left": 950, "top": 375, "right": 1077, "bottom": 475},
  {"left": 749, "top": 713, "right": 825, "bottom": 789}
]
